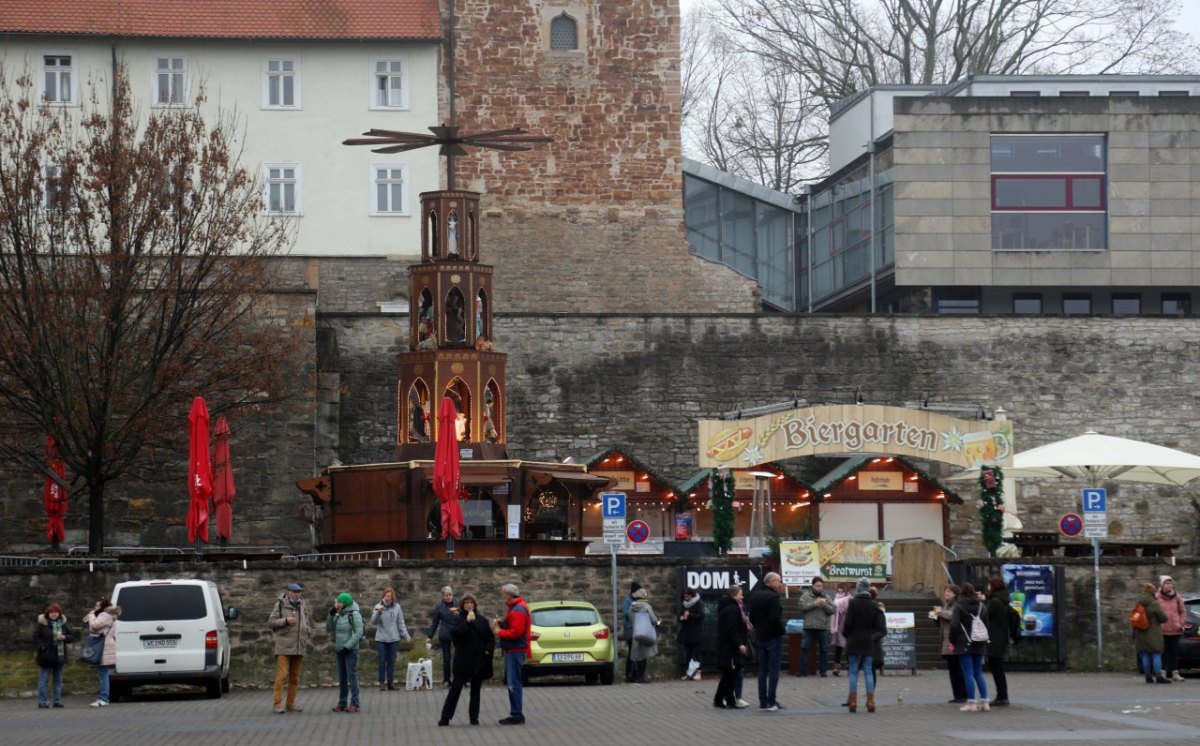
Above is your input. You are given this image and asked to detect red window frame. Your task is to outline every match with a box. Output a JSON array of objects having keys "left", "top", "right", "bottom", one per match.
[{"left": 991, "top": 174, "right": 1106, "bottom": 212}]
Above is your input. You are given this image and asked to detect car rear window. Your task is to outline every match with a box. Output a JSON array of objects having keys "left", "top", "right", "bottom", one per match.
[
  {"left": 532, "top": 607, "right": 599, "bottom": 627},
  {"left": 117, "top": 585, "right": 207, "bottom": 621}
]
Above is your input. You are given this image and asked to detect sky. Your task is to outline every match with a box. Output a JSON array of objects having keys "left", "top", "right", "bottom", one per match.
[{"left": 680, "top": 0, "right": 1200, "bottom": 50}]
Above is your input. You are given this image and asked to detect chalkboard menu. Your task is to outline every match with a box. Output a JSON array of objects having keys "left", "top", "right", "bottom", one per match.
[{"left": 881, "top": 612, "right": 916, "bottom": 671}]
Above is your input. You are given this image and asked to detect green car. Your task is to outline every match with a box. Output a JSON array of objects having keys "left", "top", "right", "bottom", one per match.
[{"left": 522, "top": 600, "right": 615, "bottom": 685}]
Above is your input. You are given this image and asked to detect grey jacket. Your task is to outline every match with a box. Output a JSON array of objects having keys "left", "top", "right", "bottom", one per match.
[
  {"left": 628, "top": 600, "right": 661, "bottom": 662},
  {"left": 798, "top": 589, "right": 835, "bottom": 631},
  {"left": 370, "top": 600, "right": 410, "bottom": 643}
]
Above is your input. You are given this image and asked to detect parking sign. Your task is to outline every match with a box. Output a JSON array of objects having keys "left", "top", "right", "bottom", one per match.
[
  {"left": 1082, "top": 488, "right": 1106, "bottom": 512},
  {"left": 601, "top": 492, "right": 626, "bottom": 519}
]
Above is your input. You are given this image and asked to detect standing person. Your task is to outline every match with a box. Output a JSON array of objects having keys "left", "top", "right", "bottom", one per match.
[
  {"left": 747, "top": 571, "right": 785, "bottom": 711},
  {"left": 438, "top": 594, "right": 494, "bottom": 726},
  {"left": 869, "top": 587, "right": 886, "bottom": 679},
  {"left": 492, "top": 583, "right": 530, "bottom": 725},
  {"left": 933, "top": 584, "right": 967, "bottom": 704},
  {"left": 798, "top": 577, "right": 835, "bottom": 676},
  {"left": 628, "top": 587, "right": 661, "bottom": 683},
  {"left": 733, "top": 584, "right": 752, "bottom": 708},
  {"left": 830, "top": 583, "right": 851, "bottom": 676},
  {"left": 622, "top": 581, "right": 642, "bottom": 682},
  {"left": 84, "top": 597, "right": 120, "bottom": 708},
  {"left": 33, "top": 602, "right": 74, "bottom": 708},
  {"left": 327, "top": 592, "right": 364, "bottom": 713},
  {"left": 427, "top": 586, "right": 458, "bottom": 688},
  {"left": 948, "top": 582, "right": 990, "bottom": 711},
  {"left": 841, "top": 577, "right": 887, "bottom": 713},
  {"left": 268, "top": 581, "right": 312, "bottom": 714},
  {"left": 1134, "top": 581, "right": 1171, "bottom": 684},
  {"left": 983, "top": 575, "right": 1012, "bottom": 706},
  {"left": 370, "top": 587, "right": 410, "bottom": 691},
  {"left": 677, "top": 587, "right": 705, "bottom": 680},
  {"left": 713, "top": 586, "right": 749, "bottom": 709},
  {"left": 1157, "top": 576, "right": 1187, "bottom": 682}
]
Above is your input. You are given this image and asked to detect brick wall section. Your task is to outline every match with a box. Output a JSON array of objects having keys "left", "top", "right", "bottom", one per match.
[
  {"left": 440, "top": 0, "right": 757, "bottom": 313},
  {"left": 892, "top": 95, "right": 1200, "bottom": 288}
]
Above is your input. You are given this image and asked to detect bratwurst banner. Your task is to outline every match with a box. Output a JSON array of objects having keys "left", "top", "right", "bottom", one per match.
[{"left": 698, "top": 404, "right": 1013, "bottom": 469}]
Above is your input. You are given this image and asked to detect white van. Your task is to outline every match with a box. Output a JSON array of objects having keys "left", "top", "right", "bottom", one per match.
[{"left": 109, "top": 579, "right": 238, "bottom": 700}]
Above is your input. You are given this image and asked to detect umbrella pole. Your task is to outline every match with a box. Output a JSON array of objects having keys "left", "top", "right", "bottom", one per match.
[{"left": 446, "top": 535, "right": 455, "bottom": 558}]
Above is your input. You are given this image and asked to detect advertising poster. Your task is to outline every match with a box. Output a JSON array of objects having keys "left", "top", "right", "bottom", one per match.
[
  {"left": 779, "top": 540, "right": 892, "bottom": 585},
  {"left": 780, "top": 540, "right": 820, "bottom": 585},
  {"left": 1002, "top": 564, "right": 1055, "bottom": 638}
]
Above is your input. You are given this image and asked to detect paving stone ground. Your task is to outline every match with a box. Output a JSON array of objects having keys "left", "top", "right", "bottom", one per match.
[{"left": 2, "top": 671, "right": 1199, "bottom": 745}]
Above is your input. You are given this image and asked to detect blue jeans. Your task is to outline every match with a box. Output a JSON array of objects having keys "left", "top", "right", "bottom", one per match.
[
  {"left": 503, "top": 652, "right": 525, "bottom": 718},
  {"left": 38, "top": 661, "right": 65, "bottom": 705},
  {"left": 97, "top": 664, "right": 112, "bottom": 703},
  {"left": 755, "top": 637, "right": 782, "bottom": 707},
  {"left": 376, "top": 640, "right": 399, "bottom": 684},
  {"left": 959, "top": 654, "right": 988, "bottom": 701},
  {"left": 847, "top": 654, "right": 875, "bottom": 694},
  {"left": 336, "top": 648, "right": 360, "bottom": 707},
  {"left": 800, "top": 628, "right": 829, "bottom": 673},
  {"left": 734, "top": 664, "right": 744, "bottom": 699},
  {"left": 1141, "top": 652, "right": 1163, "bottom": 677}
]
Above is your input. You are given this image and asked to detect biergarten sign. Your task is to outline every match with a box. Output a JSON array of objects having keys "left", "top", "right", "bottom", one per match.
[{"left": 698, "top": 405, "right": 1013, "bottom": 469}]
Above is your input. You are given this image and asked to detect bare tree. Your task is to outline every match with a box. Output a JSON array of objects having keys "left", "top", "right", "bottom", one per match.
[
  {"left": 0, "top": 65, "right": 307, "bottom": 552},
  {"left": 685, "top": 0, "right": 1198, "bottom": 183}
]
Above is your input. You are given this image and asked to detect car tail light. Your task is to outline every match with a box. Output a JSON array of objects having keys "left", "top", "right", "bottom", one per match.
[
  {"left": 530, "top": 631, "right": 541, "bottom": 641},
  {"left": 205, "top": 631, "right": 218, "bottom": 649},
  {"left": 593, "top": 628, "right": 611, "bottom": 640}
]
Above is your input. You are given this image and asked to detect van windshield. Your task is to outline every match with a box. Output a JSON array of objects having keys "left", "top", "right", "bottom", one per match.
[{"left": 118, "top": 585, "right": 207, "bottom": 621}]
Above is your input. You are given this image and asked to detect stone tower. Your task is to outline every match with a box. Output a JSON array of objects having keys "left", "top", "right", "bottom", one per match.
[{"left": 397, "top": 189, "right": 507, "bottom": 459}]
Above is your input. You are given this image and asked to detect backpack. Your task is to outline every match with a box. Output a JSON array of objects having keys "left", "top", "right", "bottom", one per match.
[
  {"left": 962, "top": 604, "right": 989, "bottom": 644},
  {"left": 1006, "top": 605, "right": 1022, "bottom": 645},
  {"left": 1130, "top": 603, "right": 1150, "bottom": 631}
]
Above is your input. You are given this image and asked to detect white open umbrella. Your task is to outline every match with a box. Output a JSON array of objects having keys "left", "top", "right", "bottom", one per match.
[{"left": 951, "top": 429, "right": 1200, "bottom": 668}]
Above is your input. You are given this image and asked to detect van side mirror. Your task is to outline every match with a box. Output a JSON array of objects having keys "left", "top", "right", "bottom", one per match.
[{"left": 226, "top": 605, "right": 239, "bottom": 621}]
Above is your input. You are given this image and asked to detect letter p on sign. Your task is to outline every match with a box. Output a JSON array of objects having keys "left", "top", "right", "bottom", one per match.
[
  {"left": 602, "top": 492, "right": 626, "bottom": 519},
  {"left": 1082, "top": 488, "right": 1106, "bottom": 512}
]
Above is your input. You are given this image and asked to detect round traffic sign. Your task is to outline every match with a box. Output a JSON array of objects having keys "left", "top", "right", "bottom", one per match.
[
  {"left": 1060, "top": 513, "right": 1083, "bottom": 538},
  {"left": 626, "top": 519, "right": 650, "bottom": 544}
]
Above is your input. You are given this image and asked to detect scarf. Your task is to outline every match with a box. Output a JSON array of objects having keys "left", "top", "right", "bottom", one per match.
[
  {"left": 736, "top": 597, "right": 750, "bottom": 628},
  {"left": 1161, "top": 589, "right": 1176, "bottom": 599},
  {"left": 52, "top": 618, "right": 65, "bottom": 659},
  {"left": 682, "top": 594, "right": 701, "bottom": 611}
]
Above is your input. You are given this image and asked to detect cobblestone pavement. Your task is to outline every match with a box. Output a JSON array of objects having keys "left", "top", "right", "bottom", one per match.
[{"left": 3, "top": 672, "right": 1199, "bottom": 745}]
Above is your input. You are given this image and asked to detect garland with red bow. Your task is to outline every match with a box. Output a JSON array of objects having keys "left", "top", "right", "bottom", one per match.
[{"left": 978, "top": 466, "right": 1005, "bottom": 556}]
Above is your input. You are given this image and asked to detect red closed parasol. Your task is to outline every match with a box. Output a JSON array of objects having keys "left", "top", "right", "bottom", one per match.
[
  {"left": 186, "top": 397, "right": 214, "bottom": 546},
  {"left": 433, "top": 396, "right": 464, "bottom": 542},
  {"left": 212, "top": 416, "right": 235, "bottom": 545},
  {"left": 43, "top": 436, "right": 67, "bottom": 548}
]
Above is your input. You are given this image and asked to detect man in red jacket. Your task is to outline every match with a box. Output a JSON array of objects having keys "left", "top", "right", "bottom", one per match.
[{"left": 492, "top": 583, "right": 529, "bottom": 725}]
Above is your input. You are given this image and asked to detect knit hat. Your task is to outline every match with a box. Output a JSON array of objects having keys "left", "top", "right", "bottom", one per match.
[
  {"left": 855, "top": 577, "right": 871, "bottom": 595},
  {"left": 630, "top": 581, "right": 642, "bottom": 594},
  {"left": 337, "top": 592, "right": 354, "bottom": 606},
  {"left": 1160, "top": 575, "right": 1174, "bottom": 586},
  {"left": 1143, "top": 582, "right": 1159, "bottom": 595}
]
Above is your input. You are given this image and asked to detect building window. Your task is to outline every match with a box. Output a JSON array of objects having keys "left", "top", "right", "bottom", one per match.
[
  {"left": 42, "top": 54, "right": 73, "bottom": 104},
  {"left": 1062, "top": 294, "right": 1092, "bottom": 315},
  {"left": 1110, "top": 91, "right": 1139, "bottom": 97},
  {"left": 372, "top": 57, "right": 408, "bottom": 109},
  {"left": 264, "top": 58, "right": 300, "bottom": 109},
  {"left": 42, "top": 164, "right": 68, "bottom": 210},
  {"left": 550, "top": 12, "right": 578, "bottom": 50},
  {"left": 1159, "top": 90, "right": 1190, "bottom": 97},
  {"left": 1161, "top": 293, "right": 1191, "bottom": 316},
  {"left": 1111, "top": 294, "right": 1141, "bottom": 315},
  {"left": 371, "top": 164, "right": 409, "bottom": 215},
  {"left": 263, "top": 164, "right": 300, "bottom": 214},
  {"left": 991, "top": 134, "right": 1106, "bottom": 250},
  {"left": 155, "top": 56, "right": 187, "bottom": 106},
  {"left": 933, "top": 288, "right": 980, "bottom": 314},
  {"left": 1012, "top": 294, "right": 1042, "bottom": 314},
  {"left": 1010, "top": 91, "right": 1041, "bottom": 97},
  {"left": 1060, "top": 91, "right": 1090, "bottom": 97}
]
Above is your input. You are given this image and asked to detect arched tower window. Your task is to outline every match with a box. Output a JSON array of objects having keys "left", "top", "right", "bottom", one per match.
[
  {"left": 483, "top": 379, "right": 502, "bottom": 443},
  {"left": 445, "top": 287, "right": 466, "bottom": 345},
  {"left": 427, "top": 209, "right": 439, "bottom": 257},
  {"left": 415, "top": 287, "right": 436, "bottom": 350},
  {"left": 405, "top": 378, "right": 431, "bottom": 443},
  {"left": 550, "top": 12, "right": 578, "bottom": 50},
  {"left": 444, "top": 378, "right": 472, "bottom": 442}
]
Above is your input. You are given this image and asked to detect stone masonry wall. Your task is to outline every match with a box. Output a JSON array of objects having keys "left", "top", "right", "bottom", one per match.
[{"left": 893, "top": 95, "right": 1200, "bottom": 289}]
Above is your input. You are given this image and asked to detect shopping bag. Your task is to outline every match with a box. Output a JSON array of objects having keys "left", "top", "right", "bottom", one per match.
[
  {"left": 405, "top": 657, "right": 434, "bottom": 690},
  {"left": 79, "top": 634, "right": 104, "bottom": 665},
  {"left": 685, "top": 658, "right": 701, "bottom": 678}
]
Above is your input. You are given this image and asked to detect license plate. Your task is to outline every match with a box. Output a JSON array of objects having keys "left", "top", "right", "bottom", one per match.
[
  {"left": 551, "top": 653, "right": 584, "bottom": 662},
  {"left": 143, "top": 639, "right": 177, "bottom": 649}
]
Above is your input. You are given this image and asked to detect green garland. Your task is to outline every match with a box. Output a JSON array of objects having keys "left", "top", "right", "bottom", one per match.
[
  {"left": 978, "top": 466, "right": 1005, "bottom": 556},
  {"left": 711, "top": 467, "right": 735, "bottom": 553}
]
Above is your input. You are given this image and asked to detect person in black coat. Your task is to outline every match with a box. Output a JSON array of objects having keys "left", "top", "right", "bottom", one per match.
[
  {"left": 713, "top": 586, "right": 749, "bottom": 709},
  {"left": 33, "top": 602, "right": 74, "bottom": 708},
  {"left": 676, "top": 587, "right": 705, "bottom": 679},
  {"left": 983, "top": 575, "right": 1011, "bottom": 706},
  {"left": 438, "top": 594, "right": 494, "bottom": 726},
  {"left": 841, "top": 577, "right": 886, "bottom": 713},
  {"left": 747, "top": 572, "right": 785, "bottom": 710}
]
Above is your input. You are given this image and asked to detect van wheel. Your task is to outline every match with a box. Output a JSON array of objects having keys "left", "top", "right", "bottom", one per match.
[
  {"left": 221, "top": 675, "right": 231, "bottom": 693},
  {"left": 205, "top": 679, "right": 222, "bottom": 699}
]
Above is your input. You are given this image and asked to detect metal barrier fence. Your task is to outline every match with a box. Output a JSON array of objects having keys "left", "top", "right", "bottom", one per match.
[
  {"left": 69, "top": 546, "right": 186, "bottom": 556},
  {"left": 282, "top": 550, "right": 399, "bottom": 563},
  {"left": 0, "top": 555, "right": 120, "bottom": 567}
]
